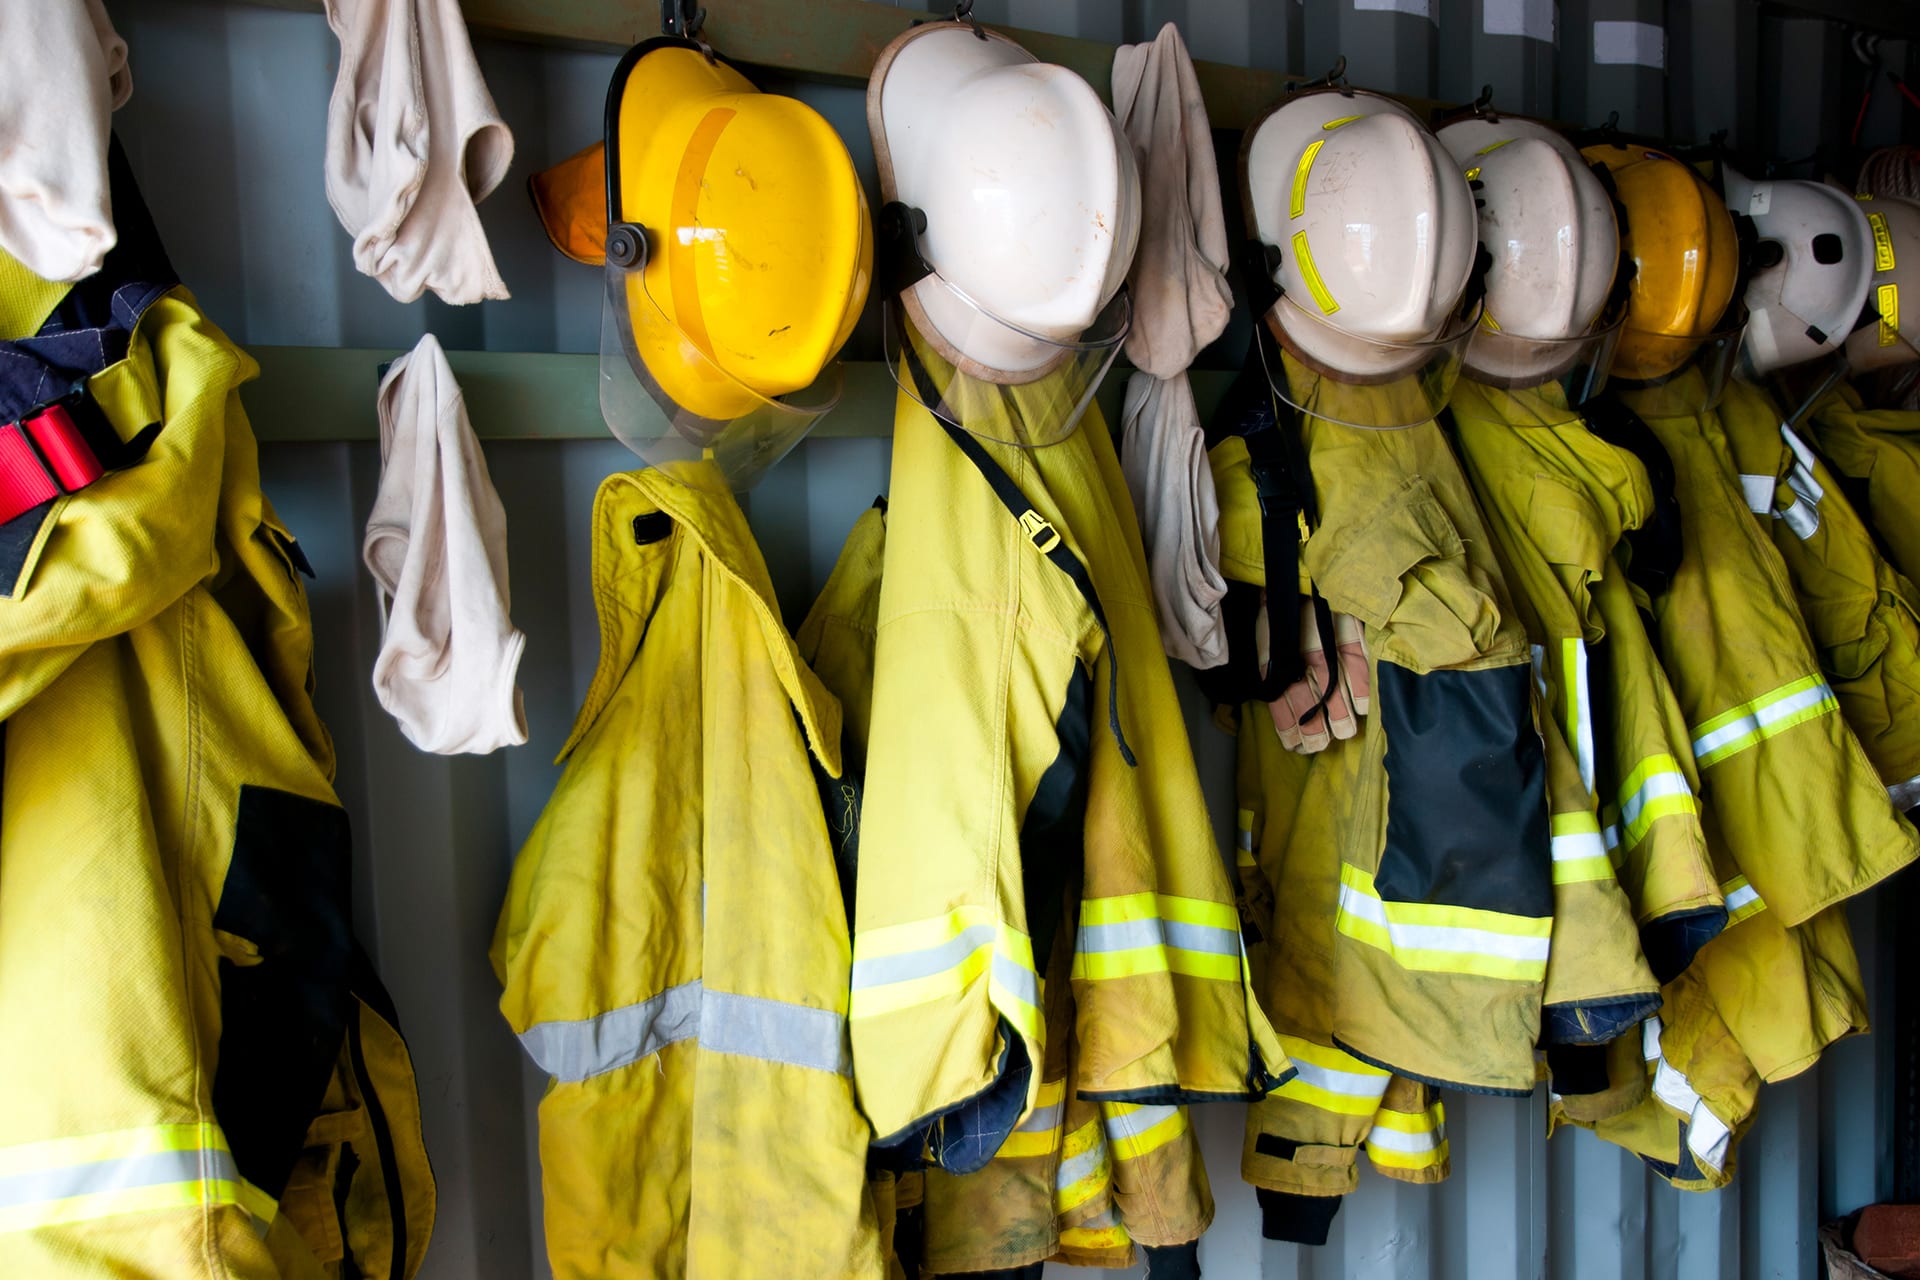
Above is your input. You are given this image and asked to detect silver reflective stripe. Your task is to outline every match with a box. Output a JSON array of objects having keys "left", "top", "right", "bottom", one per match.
[
  {"left": 1055, "top": 1143, "right": 1107, "bottom": 1192},
  {"left": 1364, "top": 1125, "right": 1443, "bottom": 1155},
  {"left": 1103, "top": 1104, "right": 1178, "bottom": 1143},
  {"left": 1691, "top": 682, "right": 1835, "bottom": 760},
  {"left": 1289, "top": 1057, "right": 1389, "bottom": 1101},
  {"left": 991, "top": 948, "right": 1041, "bottom": 1010},
  {"left": 1889, "top": 772, "right": 1920, "bottom": 812},
  {"left": 851, "top": 924, "right": 996, "bottom": 990},
  {"left": 518, "top": 980, "right": 703, "bottom": 1082},
  {"left": 1723, "top": 881, "right": 1761, "bottom": 914},
  {"left": 1776, "top": 498, "right": 1819, "bottom": 540},
  {"left": 517, "top": 979, "right": 850, "bottom": 1082},
  {"left": 1569, "top": 642, "right": 1596, "bottom": 795},
  {"left": 701, "top": 989, "right": 851, "bottom": 1075},
  {"left": 1076, "top": 917, "right": 1241, "bottom": 957},
  {"left": 0, "top": 1147, "right": 241, "bottom": 1212},
  {"left": 1739, "top": 474, "right": 1775, "bottom": 515},
  {"left": 1016, "top": 1100, "right": 1065, "bottom": 1134},
  {"left": 1620, "top": 770, "right": 1691, "bottom": 831},
  {"left": 1782, "top": 426, "right": 1826, "bottom": 503}
]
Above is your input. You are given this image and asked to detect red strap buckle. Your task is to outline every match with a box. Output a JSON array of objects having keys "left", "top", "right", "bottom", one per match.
[{"left": 0, "top": 403, "right": 105, "bottom": 526}]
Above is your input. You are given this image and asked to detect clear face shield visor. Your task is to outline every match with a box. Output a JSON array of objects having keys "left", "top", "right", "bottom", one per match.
[
  {"left": 600, "top": 255, "right": 843, "bottom": 491},
  {"left": 1258, "top": 292, "right": 1481, "bottom": 430},
  {"left": 1454, "top": 308, "right": 1627, "bottom": 427}
]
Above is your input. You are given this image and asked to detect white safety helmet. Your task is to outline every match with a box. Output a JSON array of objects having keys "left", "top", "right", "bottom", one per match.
[
  {"left": 1241, "top": 88, "right": 1481, "bottom": 429},
  {"left": 1724, "top": 169, "right": 1876, "bottom": 376},
  {"left": 1845, "top": 194, "right": 1920, "bottom": 374},
  {"left": 869, "top": 21, "right": 1140, "bottom": 445},
  {"left": 1437, "top": 115, "right": 1623, "bottom": 421}
]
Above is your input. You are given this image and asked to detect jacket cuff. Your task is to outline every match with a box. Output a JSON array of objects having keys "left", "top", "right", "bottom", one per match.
[
  {"left": 1142, "top": 1241, "right": 1203, "bottom": 1279},
  {"left": 1257, "top": 1188, "right": 1342, "bottom": 1245},
  {"left": 1547, "top": 1042, "right": 1611, "bottom": 1096}
]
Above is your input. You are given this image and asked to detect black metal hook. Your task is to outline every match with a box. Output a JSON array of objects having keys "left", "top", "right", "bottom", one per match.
[
  {"left": 953, "top": 0, "right": 987, "bottom": 40},
  {"left": 1289, "top": 55, "right": 1350, "bottom": 96}
]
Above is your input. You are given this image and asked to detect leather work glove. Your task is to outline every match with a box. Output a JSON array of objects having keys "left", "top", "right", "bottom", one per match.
[{"left": 1268, "top": 610, "right": 1369, "bottom": 752}]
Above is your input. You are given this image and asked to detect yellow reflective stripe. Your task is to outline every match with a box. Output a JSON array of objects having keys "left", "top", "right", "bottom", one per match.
[
  {"left": 1564, "top": 639, "right": 1596, "bottom": 795},
  {"left": 1059, "top": 1222, "right": 1132, "bottom": 1252},
  {"left": 0, "top": 1123, "right": 278, "bottom": 1237},
  {"left": 1475, "top": 138, "right": 1518, "bottom": 156},
  {"left": 1614, "top": 753, "right": 1698, "bottom": 853},
  {"left": 1691, "top": 675, "right": 1838, "bottom": 767},
  {"left": 1291, "top": 140, "right": 1325, "bottom": 219},
  {"left": 1275, "top": 1035, "right": 1390, "bottom": 1117},
  {"left": 850, "top": 909, "right": 1041, "bottom": 1045},
  {"left": 997, "top": 1079, "right": 1067, "bottom": 1159},
  {"left": 1322, "top": 114, "right": 1363, "bottom": 130},
  {"left": 1335, "top": 865, "right": 1550, "bottom": 982},
  {"left": 1292, "top": 230, "right": 1339, "bottom": 315},
  {"left": 1721, "top": 875, "right": 1766, "bottom": 926},
  {"left": 1871, "top": 211, "right": 1896, "bottom": 273},
  {"left": 1237, "top": 809, "right": 1257, "bottom": 867},
  {"left": 1549, "top": 810, "right": 1614, "bottom": 884},
  {"left": 1365, "top": 1136, "right": 1450, "bottom": 1171},
  {"left": 1072, "top": 893, "right": 1248, "bottom": 984},
  {"left": 1369, "top": 1098, "right": 1446, "bottom": 1134},
  {"left": 1101, "top": 1103, "right": 1189, "bottom": 1162},
  {"left": 1054, "top": 1120, "right": 1111, "bottom": 1213},
  {"left": 1881, "top": 283, "right": 1901, "bottom": 348},
  {"left": 1364, "top": 1100, "right": 1448, "bottom": 1170}
]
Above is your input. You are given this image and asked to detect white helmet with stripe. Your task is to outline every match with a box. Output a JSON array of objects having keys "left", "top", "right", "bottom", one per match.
[{"left": 1240, "top": 88, "right": 1481, "bottom": 428}]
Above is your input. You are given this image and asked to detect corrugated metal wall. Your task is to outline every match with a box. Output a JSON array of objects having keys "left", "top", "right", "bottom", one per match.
[{"left": 98, "top": 1, "right": 1914, "bottom": 1276}]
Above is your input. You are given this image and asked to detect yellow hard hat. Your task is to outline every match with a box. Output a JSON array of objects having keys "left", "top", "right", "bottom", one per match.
[
  {"left": 1582, "top": 143, "right": 1743, "bottom": 404},
  {"left": 598, "top": 39, "right": 872, "bottom": 485}
]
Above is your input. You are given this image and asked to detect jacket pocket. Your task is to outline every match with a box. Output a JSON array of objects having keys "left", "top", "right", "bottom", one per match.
[
  {"left": 1306, "top": 477, "right": 1501, "bottom": 672},
  {"left": 1528, "top": 474, "right": 1610, "bottom": 632}
]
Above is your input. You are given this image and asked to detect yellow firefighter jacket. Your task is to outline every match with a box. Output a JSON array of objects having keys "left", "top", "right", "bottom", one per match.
[
  {"left": 1717, "top": 377, "right": 1920, "bottom": 805},
  {"left": 849, "top": 362, "right": 1286, "bottom": 1169},
  {"left": 0, "top": 165, "right": 432, "bottom": 1278},
  {"left": 800, "top": 504, "right": 1213, "bottom": 1276},
  {"left": 1804, "top": 381, "right": 1920, "bottom": 590},
  {"left": 491, "top": 464, "right": 883, "bottom": 1279},
  {"left": 1622, "top": 378, "right": 1917, "bottom": 924}
]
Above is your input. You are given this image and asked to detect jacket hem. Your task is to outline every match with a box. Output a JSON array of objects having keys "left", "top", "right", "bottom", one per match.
[{"left": 1331, "top": 1037, "right": 1532, "bottom": 1097}]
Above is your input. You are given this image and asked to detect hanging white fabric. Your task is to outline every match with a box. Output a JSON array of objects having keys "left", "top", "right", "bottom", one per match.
[
  {"left": 364, "top": 333, "right": 529, "bottom": 755},
  {"left": 0, "top": 0, "right": 132, "bottom": 282},
  {"left": 323, "top": 0, "right": 514, "bottom": 304}
]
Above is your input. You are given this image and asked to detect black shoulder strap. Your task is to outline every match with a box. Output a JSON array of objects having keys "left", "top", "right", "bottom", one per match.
[
  {"left": 1584, "top": 393, "right": 1683, "bottom": 601},
  {"left": 900, "top": 345, "right": 1136, "bottom": 767}
]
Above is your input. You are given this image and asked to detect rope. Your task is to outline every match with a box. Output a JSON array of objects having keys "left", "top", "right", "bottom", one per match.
[{"left": 1858, "top": 145, "right": 1920, "bottom": 200}]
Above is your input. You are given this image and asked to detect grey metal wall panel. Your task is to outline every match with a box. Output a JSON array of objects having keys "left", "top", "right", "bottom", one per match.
[{"left": 91, "top": 2, "right": 1916, "bottom": 1277}]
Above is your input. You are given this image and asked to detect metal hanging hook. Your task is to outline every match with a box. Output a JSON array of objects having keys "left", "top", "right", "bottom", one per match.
[
  {"left": 1290, "top": 55, "right": 1349, "bottom": 95},
  {"left": 1473, "top": 83, "right": 1495, "bottom": 115},
  {"left": 661, "top": 0, "right": 715, "bottom": 61},
  {"left": 953, "top": 0, "right": 987, "bottom": 40}
]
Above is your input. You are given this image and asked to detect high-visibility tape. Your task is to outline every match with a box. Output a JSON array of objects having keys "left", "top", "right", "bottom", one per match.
[
  {"left": 1871, "top": 211, "right": 1896, "bottom": 273},
  {"left": 1322, "top": 115, "right": 1363, "bottom": 130},
  {"left": 1335, "top": 865, "right": 1551, "bottom": 982},
  {"left": 517, "top": 978, "right": 851, "bottom": 1081},
  {"left": 1721, "top": 875, "right": 1766, "bottom": 927},
  {"left": 1291, "top": 140, "right": 1324, "bottom": 220},
  {"left": 1101, "top": 1102, "right": 1188, "bottom": 1162},
  {"left": 1691, "top": 674, "right": 1838, "bottom": 768},
  {"left": 1054, "top": 1120, "right": 1112, "bottom": 1213},
  {"left": 1072, "top": 892, "right": 1248, "bottom": 983},
  {"left": 1643, "top": 1018, "right": 1733, "bottom": 1173},
  {"left": 1058, "top": 1207, "right": 1130, "bottom": 1253},
  {"left": 850, "top": 908, "right": 1042, "bottom": 1043},
  {"left": 1292, "top": 230, "right": 1340, "bottom": 315},
  {"left": 1616, "top": 753, "right": 1697, "bottom": 850},
  {"left": 998, "top": 1078, "right": 1066, "bottom": 1159},
  {"left": 1563, "top": 639, "right": 1596, "bottom": 796},
  {"left": 1236, "top": 809, "right": 1257, "bottom": 868},
  {"left": 0, "top": 1123, "right": 276, "bottom": 1237},
  {"left": 1880, "top": 283, "right": 1901, "bottom": 349},
  {"left": 1275, "top": 1035, "right": 1390, "bottom": 1117},
  {"left": 1363, "top": 1102, "right": 1448, "bottom": 1170},
  {"left": 1550, "top": 810, "right": 1615, "bottom": 885}
]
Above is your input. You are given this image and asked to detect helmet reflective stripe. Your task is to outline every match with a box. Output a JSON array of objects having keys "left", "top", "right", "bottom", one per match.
[
  {"left": 1843, "top": 194, "right": 1920, "bottom": 374},
  {"left": 1724, "top": 168, "right": 1876, "bottom": 375}
]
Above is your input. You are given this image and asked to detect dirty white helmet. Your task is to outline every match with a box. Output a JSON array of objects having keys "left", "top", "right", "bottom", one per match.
[
  {"left": 1437, "top": 117, "right": 1622, "bottom": 419},
  {"left": 869, "top": 20, "right": 1140, "bottom": 445},
  {"left": 1724, "top": 169, "right": 1876, "bottom": 376},
  {"left": 1241, "top": 88, "right": 1480, "bottom": 429},
  {"left": 1846, "top": 194, "right": 1920, "bottom": 374}
]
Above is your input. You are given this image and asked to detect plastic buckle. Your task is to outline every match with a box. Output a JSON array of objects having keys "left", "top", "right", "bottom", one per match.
[
  {"left": 0, "top": 400, "right": 105, "bottom": 526},
  {"left": 1018, "top": 509, "right": 1061, "bottom": 553}
]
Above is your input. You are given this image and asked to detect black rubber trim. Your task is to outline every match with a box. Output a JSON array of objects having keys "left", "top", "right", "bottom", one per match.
[
  {"left": 1258, "top": 1189, "right": 1342, "bottom": 1245},
  {"left": 1334, "top": 1036, "right": 1533, "bottom": 1098}
]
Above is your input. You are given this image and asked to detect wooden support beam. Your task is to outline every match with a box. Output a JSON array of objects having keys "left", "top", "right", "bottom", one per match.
[
  {"left": 229, "top": 0, "right": 1346, "bottom": 129},
  {"left": 242, "top": 346, "right": 1239, "bottom": 444}
]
